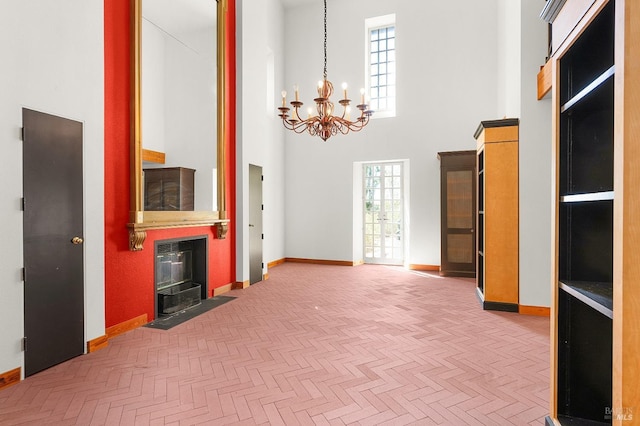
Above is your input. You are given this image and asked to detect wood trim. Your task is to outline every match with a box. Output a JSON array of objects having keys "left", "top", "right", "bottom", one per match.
[
  {"left": 87, "top": 335, "right": 109, "bottom": 353},
  {"left": 130, "top": 0, "right": 142, "bottom": 214},
  {"left": 232, "top": 280, "right": 249, "bottom": 290},
  {"left": 482, "top": 126, "right": 519, "bottom": 144},
  {"left": 263, "top": 273, "right": 269, "bottom": 280},
  {"left": 141, "top": 148, "right": 165, "bottom": 164},
  {"left": 106, "top": 313, "right": 147, "bottom": 339},
  {"left": 552, "top": 0, "right": 598, "bottom": 54},
  {"left": 0, "top": 367, "right": 21, "bottom": 391},
  {"left": 549, "top": 53, "right": 561, "bottom": 422},
  {"left": 473, "top": 118, "right": 519, "bottom": 139},
  {"left": 519, "top": 305, "right": 551, "bottom": 317},
  {"left": 213, "top": 283, "right": 233, "bottom": 296},
  {"left": 482, "top": 301, "right": 519, "bottom": 313},
  {"left": 284, "top": 258, "right": 356, "bottom": 267},
  {"left": 126, "top": 217, "right": 230, "bottom": 251},
  {"left": 552, "top": 0, "right": 609, "bottom": 59},
  {"left": 408, "top": 264, "right": 440, "bottom": 271},
  {"left": 537, "top": 60, "right": 553, "bottom": 100},
  {"left": 267, "top": 258, "right": 286, "bottom": 268},
  {"left": 613, "top": 0, "right": 640, "bottom": 415}
]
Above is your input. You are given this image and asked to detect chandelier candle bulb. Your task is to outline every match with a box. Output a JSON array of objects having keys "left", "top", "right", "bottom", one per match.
[
  {"left": 360, "top": 88, "right": 365, "bottom": 105},
  {"left": 342, "top": 82, "right": 348, "bottom": 100},
  {"left": 281, "top": 90, "right": 287, "bottom": 107},
  {"left": 294, "top": 84, "right": 299, "bottom": 101}
]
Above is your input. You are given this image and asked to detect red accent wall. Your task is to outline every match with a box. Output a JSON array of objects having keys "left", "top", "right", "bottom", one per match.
[{"left": 104, "top": 0, "right": 236, "bottom": 327}]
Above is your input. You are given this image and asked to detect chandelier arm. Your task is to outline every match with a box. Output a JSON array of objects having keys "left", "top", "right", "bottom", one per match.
[{"left": 286, "top": 117, "right": 320, "bottom": 135}]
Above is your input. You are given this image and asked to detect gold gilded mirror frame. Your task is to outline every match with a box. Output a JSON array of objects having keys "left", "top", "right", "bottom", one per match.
[{"left": 128, "top": 0, "right": 229, "bottom": 251}]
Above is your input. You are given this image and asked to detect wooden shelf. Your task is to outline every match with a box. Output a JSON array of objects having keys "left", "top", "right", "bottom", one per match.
[
  {"left": 537, "top": 59, "right": 553, "bottom": 100},
  {"left": 142, "top": 148, "right": 166, "bottom": 164},
  {"left": 127, "top": 211, "right": 229, "bottom": 251}
]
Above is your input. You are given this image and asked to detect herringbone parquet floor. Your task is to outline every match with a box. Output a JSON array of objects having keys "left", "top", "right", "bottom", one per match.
[{"left": 0, "top": 263, "right": 549, "bottom": 425}]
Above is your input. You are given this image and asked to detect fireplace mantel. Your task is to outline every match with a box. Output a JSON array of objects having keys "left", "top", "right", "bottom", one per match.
[{"left": 127, "top": 211, "right": 229, "bottom": 251}]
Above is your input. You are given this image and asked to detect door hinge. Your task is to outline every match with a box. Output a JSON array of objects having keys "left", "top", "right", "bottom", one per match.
[
  {"left": 22, "top": 337, "right": 27, "bottom": 352},
  {"left": 262, "top": 262, "right": 264, "bottom": 268},
  {"left": 261, "top": 204, "right": 264, "bottom": 211},
  {"left": 261, "top": 175, "right": 264, "bottom": 181},
  {"left": 21, "top": 267, "right": 25, "bottom": 281},
  {"left": 20, "top": 127, "right": 24, "bottom": 142},
  {"left": 21, "top": 197, "right": 25, "bottom": 211},
  {"left": 261, "top": 233, "right": 264, "bottom": 240}
]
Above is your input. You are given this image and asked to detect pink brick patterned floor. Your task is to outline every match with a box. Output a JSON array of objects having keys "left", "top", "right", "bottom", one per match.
[{"left": 0, "top": 263, "right": 549, "bottom": 425}]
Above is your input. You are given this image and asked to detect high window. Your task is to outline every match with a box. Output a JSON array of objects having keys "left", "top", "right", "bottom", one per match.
[{"left": 366, "top": 14, "right": 396, "bottom": 118}]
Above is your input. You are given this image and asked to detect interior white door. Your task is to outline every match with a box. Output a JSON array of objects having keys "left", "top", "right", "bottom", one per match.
[{"left": 363, "top": 162, "right": 404, "bottom": 265}]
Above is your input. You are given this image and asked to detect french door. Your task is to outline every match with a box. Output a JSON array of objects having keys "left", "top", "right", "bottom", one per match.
[{"left": 363, "top": 162, "right": 404, "bottom": 265}]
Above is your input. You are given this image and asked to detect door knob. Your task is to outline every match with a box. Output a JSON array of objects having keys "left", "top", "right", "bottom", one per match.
[{"left": 71, "top": 236, "right": 84, "bottom": 245}]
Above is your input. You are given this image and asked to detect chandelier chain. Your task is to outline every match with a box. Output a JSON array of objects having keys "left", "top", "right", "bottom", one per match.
[{"left": 323, "top": 0, "right": 327, "bottom": 79}]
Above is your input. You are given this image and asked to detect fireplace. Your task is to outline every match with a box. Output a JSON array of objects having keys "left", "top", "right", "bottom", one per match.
[{"left": 154, "top": 236, "right": 208, "bottom": 317}]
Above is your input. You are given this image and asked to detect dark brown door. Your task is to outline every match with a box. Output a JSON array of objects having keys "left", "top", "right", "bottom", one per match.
[
  {"left": 438, "top": 151, "right": 476, "bottom": 277},
  {"left": 249, "top": 164, "right": 263, "bottom": 284},
  {"left": 23, "top": 108, "right": 84, "bottom": 376}
]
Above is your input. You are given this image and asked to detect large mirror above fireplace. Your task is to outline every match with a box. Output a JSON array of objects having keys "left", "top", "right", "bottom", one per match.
[{"left": 128, "top": 0, "right": 229, "bottom": 250}]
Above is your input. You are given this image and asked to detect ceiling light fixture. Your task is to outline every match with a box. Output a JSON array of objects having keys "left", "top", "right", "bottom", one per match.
[{"left": 277, "top": 0, "right": 373, "bottom": 141}]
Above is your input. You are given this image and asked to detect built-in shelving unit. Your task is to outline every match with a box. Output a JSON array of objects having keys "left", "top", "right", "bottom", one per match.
[
  {"left": 474, "top": 119, "right": 519, "bottom": 312},
  {"left": 477, "top": 149, "right": 484, "bottom": 293},
  {"left": 554, "top": 1, "right": 614, "bottom": 423},
  {"left": 546, "top": 0, "right": 640, "bottom": 423}
]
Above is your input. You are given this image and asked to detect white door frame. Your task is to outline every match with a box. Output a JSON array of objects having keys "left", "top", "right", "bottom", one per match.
[{"left": 362, "top": 161, "right": 405, "bottom": 265}]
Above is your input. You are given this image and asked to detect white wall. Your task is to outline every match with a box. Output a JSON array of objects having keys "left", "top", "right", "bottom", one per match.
[
  {"left": 237, "top": 0, "right": 287, "bottom": 282},
  {"left": 0, "top": 0, "right": 105, "bottom": 376},
  {"left": 282, "top": 0, "right": 499, "bottom": 265},
  {"left": 517, "top": 0, "right": 552, "bottom": 308},
  {"left": 497, "top": 0, "right": 522, "bottom": 117},
  {"left": 496, "top": 0, "right": 552, "bottom": 308}
]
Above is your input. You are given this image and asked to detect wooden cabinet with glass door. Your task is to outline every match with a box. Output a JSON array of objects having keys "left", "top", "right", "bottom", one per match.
[{"left": 437, "top": 151, "right": 476, "bottom": 277}]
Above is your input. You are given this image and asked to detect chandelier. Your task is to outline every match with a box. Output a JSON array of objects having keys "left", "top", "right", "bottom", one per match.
[{"left": 277, "top": 0, "right": 373, "bottom": 141}]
